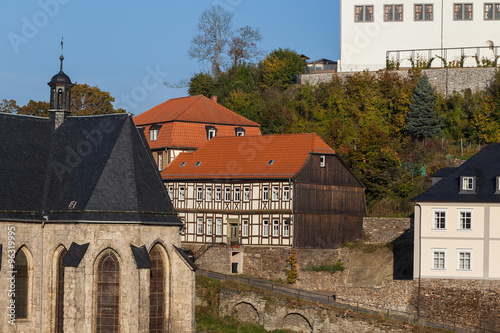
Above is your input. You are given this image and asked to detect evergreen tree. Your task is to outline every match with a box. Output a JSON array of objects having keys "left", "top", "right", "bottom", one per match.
[{"left": 405, "top": 75, "right": 441, "bottom": 140}]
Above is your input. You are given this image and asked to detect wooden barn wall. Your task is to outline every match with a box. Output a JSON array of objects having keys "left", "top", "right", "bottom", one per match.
[
  {"left": 295, "top": 154, "right": 363, "bottom": 187},
  {"left": 293, "top": 214, "right": 363, "bottom": 249}
]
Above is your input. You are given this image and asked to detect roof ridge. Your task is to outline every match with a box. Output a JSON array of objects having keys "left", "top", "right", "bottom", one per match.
[{"left": 173, "top": 95, "right": 202, "bottom": 121}]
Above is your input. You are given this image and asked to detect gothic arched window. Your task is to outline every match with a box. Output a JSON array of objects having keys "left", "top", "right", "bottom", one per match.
[
  {"left": 149, "top": 245, "right": 166, "bottom": 333},
  {"left": 95, "top": 250, "right": 120, "bottom": 333},
  {"left": 14, "top": 248, "right": 29, "bottom": 319},
  {"left": 55, "top": 247, "right": 67, "bottom": 333}
]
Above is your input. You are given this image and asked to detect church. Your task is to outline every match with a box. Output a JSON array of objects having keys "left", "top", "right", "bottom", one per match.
[{"left": 0, "top": 57, "right": 195, "bottom": 332}]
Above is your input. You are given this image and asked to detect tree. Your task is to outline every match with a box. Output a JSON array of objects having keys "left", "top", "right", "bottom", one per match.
[
  {"left": 0, "top": 99, "right": 19, "bottom": 113},
  {"left": 228, "top": 26, "right": 263, "bottom": 67},
  {"left": 188, "top": 5, "right": 234, "bottom": 76},
  {"left": 70, "top": 83, "right": 125, "bottom": 116},
  {"left": 188, "top": 73, "right": 216, "bottom": 97},
  {"left": 259, "top": 48, "right": 305, "bottom": 89},
  {"left": 17, "top": 100, "right": 49, "bottom": 117},
  {"left": 405, "top": 75, "right": 441, "bottom": 140}
]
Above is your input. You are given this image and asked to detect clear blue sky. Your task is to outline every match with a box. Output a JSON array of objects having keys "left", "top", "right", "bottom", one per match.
[{"left": 0, "top": 0, "right": 340, "bottom": 116}]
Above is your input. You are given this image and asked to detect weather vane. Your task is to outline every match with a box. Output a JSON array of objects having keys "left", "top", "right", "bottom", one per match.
[{"left": 60, "top": 37, "right": 64, "bottom": 71}]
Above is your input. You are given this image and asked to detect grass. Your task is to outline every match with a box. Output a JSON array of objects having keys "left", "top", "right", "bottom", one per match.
[
  {"left": 196, "top": 310, "right": 295, "bottom": 333},
  {"left": 301, "top": 259, "right": 345, "bottom": 273}
]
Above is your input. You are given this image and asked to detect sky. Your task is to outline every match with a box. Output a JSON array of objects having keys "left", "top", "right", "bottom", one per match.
[{"left": 0, "top": 0, "right": 340, "bottom": 116}]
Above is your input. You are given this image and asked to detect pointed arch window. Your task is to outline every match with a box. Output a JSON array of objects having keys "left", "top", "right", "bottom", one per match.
[
  {"left": 14, "top": 249, "right": 28, "bottom": 319},
  {"left": 149, "top": 245, "right": 166, "bottom": 333},
  {"left": 95, "top": 250, "right": 120, "bottom": 333},
  {"left": 55, "top": 247, "right": 67, "bottom": 332}
]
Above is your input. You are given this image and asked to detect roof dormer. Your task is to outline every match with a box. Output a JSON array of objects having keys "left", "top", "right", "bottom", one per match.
[
  {"left": 206, "top": 125, "right": 217, "bottom": 140},
  {"left": 235, "top": 127, "right": 245, "bottom": 136},
  {"left": 459, "top": 176, "right": 476, "bottom": 194},
  {"left": 149, "top": 124, "right": 162, "bottom": 141}
]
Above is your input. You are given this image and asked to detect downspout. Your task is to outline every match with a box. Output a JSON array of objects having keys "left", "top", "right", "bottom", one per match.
[
  {"left": 414, "top": 203, "right": 422, "bottom": 322},
  {"left": 39, "top": 215, "right": 47, "bottom": 333}
]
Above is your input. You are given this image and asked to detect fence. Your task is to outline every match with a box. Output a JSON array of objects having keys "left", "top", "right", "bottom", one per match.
[{"left": 197, "top": 269, "right": 499, "bottom": 333}]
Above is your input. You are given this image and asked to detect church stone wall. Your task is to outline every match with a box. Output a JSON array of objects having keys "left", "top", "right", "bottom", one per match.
[{"left": 0, "top": 222, "right": 195, "bottom": 333}]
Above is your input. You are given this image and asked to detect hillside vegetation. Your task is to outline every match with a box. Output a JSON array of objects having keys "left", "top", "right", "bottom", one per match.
[{"left": 189, "top": 50, "right": 500, "bottom": 216}]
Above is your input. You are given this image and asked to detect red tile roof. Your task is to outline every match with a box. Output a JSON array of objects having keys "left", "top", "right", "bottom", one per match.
[
  {"left": 162, "top": 133, "right": 335, "bottom": 180},
  {"left": 134, "top": 95, "right": 260, "bottom": 126}
]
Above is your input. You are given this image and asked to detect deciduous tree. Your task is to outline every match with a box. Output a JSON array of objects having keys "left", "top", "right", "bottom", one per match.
[
  {"left": 228, "top": 26, "right": 263, "bottom": 67},
  {"left": 0, "top": 99, "right": 19, "bottom": 113},
  {"left": 259, "top": 48, "right": 305, "bottom": 89}
]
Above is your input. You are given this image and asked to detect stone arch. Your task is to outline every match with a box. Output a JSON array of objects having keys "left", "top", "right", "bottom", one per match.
[
  {"left": 233, "top": 301, "right": 260, "bottom": 325},
  {"left": 148, "top": 242, "right": 170, "bottom": 332},
  {"left": 52, "top": 245, "right": 67, "bottom": 333},
  {"left": 13, "top": 246, "right": 33, "bottom": 319},
  {"left": 93, "top": 248, "right": 121, "bottom": 333},
  {"left": 282, "top": 312, "right": 313, "bottom": 333}
]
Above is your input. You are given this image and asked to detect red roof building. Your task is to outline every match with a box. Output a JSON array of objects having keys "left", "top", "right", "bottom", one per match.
[
  {"left": 162, "top": 133, "right": 366, "bottom": 255},
  {"left": 134, "top": 95, "right": 262, "bottom": 170}
]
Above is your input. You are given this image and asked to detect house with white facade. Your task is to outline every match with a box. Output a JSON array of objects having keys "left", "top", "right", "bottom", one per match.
[
  {"left": 340, "top": 0, "right": 500, "bottom": 71},
  {"left": 162, "top": 133, "right": 366, "bottom": 250},
  {"left": 413, "top": 143, "right": 500, "bottom": 280}
]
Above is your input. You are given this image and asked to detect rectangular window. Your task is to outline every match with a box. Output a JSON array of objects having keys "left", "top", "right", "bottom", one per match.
[
  {"left": 385, "top": 4, "right": 403, "bottom": 21},
  {"left": 355, "top": 5, "right": 374, "bottom": 21},
  {"left": 207, "top": 218, "right": 213, "bottom": 235},
  {"left": 168, "top": 186, "right": 173, "bottom": 200},
  {"left": 454, "top": 3, "right": 473, "bottom": 20},
  {"left": 180, "top": 217, "right": 185, "bottom": 235},
  {"left": 415, "top": 4, "right": 433, "bottom": 20},
  {"left": 263, "top": 220, "right": 269, "bottom": 237},
  {"left": 283, "top": 220, "right": 290, "bottom": 237},
  {"left": 272, "top": 186, "right": 279, "bottom": 201},
  {"left": 196, "top": 186, "right": 203, "bottom": 201},
  {"left": 242, "top": 220, "right": 248, "bottom": 237},
  {"left": 158, "top": 154, "right": 163, "bottom": 171},
  {"left": 224, "top": 187, "right": 231, "bottom": 202},
  {"left": 208, "top": 129, "right": 216, "bottom": 140},
  {"left": 243, "top": 187, "right": 250, "bottom": 202},
  {"left": 197, "top": 217, "right": 203, "bottom": 235},
  {"left": 462, "top": 177, "right": 474, "bottom": 190},
  {"left": 459, "top": 210, "right": 472, "bottom": 229},
  {"left": 273, "top": 220, "right": 279, "bottom": 237},
  {"left": 179, "top": 186, "right": 185, "bottom": 201},
  {"left": 263, "top": 186, "right": 269, "bottom": 201},
  {"left": 320, "top": 155, "right": 326, "bottom": 167},
  {"left": 433, "top": 250, "right": 446, "bottom": 269},
  {"left": 485, "top": 3, "right": 500, "bottom": 19},
  {"left": 206, "top": 187, "right": 212, "bottom": 201},
  {"left": 216, "top": 218, "right": 222, "bottom": 235},
  {"left": 283, "top": 186, "right": 290, "bottom": 201},
  {"left": 215, "top": 187, "right": 221, "bottom": 202},
  {"left": 433, "top": 210, "right": 446, "bottom": 229},
  {"left": 234, "top": 187, "right": 241, "bottom": 202},
  {"left": 458, "top": 251, "right": 471, "bottom": 270},
  {"left": 150, "top": 128, "right": 158, "bottom": 141}
]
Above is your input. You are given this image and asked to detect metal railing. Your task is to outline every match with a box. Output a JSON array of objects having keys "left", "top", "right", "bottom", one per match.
[{"left": 197, "top": 269, "right": 499, "bottom": 333}]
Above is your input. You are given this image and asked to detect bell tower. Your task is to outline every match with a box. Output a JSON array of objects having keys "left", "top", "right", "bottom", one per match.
[{"left": 48, "top": 39, "right": 73, "bottom": 130}]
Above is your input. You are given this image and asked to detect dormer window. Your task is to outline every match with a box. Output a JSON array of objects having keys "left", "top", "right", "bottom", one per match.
[
  {"left": 460, "top": 176, "right": 475, "bottom": 193},
  {"left": 235, "top": 127, "right": 245, "bottom": 136},
  {"left": 206, "top": 125, "right": 217, "bottom": 140},
  {"left": 149, "top": 124, "right": 162, "bottom": 141},
  {"left": 496, "top": 176, "right": 500, "bottom": 194}
]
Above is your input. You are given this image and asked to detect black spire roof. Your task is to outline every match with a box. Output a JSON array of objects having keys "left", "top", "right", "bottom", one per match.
[
  {"left": 413, "top": 143, "right": 500, "bottom": 203},
  {"left": 0, "top": 112, "right": 181, "bottom": 225}
]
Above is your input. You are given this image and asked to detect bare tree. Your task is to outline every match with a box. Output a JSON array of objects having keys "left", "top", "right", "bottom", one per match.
[
  {"left": 228, "top": 26, "right": 263, "bottom": 67},
  {"left": 188, "top": 5, "right": 234, "bottom": 76}
]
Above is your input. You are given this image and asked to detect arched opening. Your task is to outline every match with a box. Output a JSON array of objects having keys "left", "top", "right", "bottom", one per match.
[
  {"left": 95, "top": 250, "right": 120, "bottom": 333},
  {"left": 149, "top": 244, "right": 167, "bottom": 333},
  {"left": 14, "top": 248, "right": 29, "bottom": 319},
  {"left": 282, "top": 313, "right": 313, "bottom": 333},
  {"left": 233, "top": 302, "right": 260, "bottom": 324},
  {"left": 55, "top": 247, "right": 67, "bottom": 333}
]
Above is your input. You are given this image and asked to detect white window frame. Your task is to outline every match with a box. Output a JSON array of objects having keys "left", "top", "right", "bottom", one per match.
[
  {"left": 224, "top": 187, "right": 231, "bottom": 202},
  {"left": 168, "top": 186, "right": 173, "bottom": 200},
  {"left": 234, "top": 187, "right": 241, "bottom": 202},
  {"left": 432, "top": 209, "right": 447, "bottom": 230},
  {"left": 320, "top": 155, "right": 326, "bottom": 167},
  {"left": 216, "top": 218, "right": 222, "bottom": 235},
  {"left": 457, "top": 249, "right": 472, "bottom": 270},
  {"left": 272, "top": 186, "right": 279, "bottom": 201},
  {"left": 158, "top": 154, "right": 163, "bottom": 171},
  {"left": 215, "top": 187, "right": 221, "bottom": 202},
  {"left": 206, "top": 187, "right": 212, "bottom": 201},
  {"left": 180, "top": 217, "right": 185, "bottom": 235},
  {"left": 462, "top": 176, "right": 474, "bottom": 191},
  {"left": 283, "top": 186, "right": 290, "bottom": 201},
  {"left": 242, "top": 219, "right": 248, "bottom": 237},
  {"left": 243, "top": 187, "right": 250, "bottom": 202},
  {"left": 150, "top": 128, "right": 158, "bottom": 141},
  {"left": 458, "top": 209, "right": 472, "bottom": 230},
  {"left": 272, "top": 219, "right": 279, "bottom": 237},
  {"left": 432, "top": 249, "right": 446, "bottom": 270},
  {"left": 196, "top": 186, "right": 203, "bottom": 201},
  {"left": 208, "top": 129, "right": 216, "bottom": 140},
  {"left": 207, "top": 218, "right": 213, "bottom": 236},
  {"left": 283, "top": 220, "right": 290, "bottom": 237},
  {"left": 197, "top": 217, "right": 203, "bottom": 235},
  {"left": 263, "top": 219, "right": 269, "bottom": 237},
  {"left": 263, "top": 186, "right": 269, "bottom": 201},
  {"left": 179, "top": 186, "right": 185, "bottom": 201}
]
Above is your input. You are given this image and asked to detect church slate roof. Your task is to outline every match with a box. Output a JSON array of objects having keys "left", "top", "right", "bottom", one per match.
[
  {"left": 0, "top": 112, "right": 181, "bottom": 225},
  {"left": 413, "top": 143, "right": 500, "bottom": 203}
]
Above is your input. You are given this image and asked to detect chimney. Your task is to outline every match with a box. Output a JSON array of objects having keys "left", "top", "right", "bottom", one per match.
[{"left": 211, "top": 96, "right": 217, "bottom": 103}]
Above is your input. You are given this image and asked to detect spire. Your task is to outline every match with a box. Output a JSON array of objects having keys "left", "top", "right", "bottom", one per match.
[
  {"left": 60, "top": 37, "right": 64, "bottom": 72},
  {"left": 48, "top": 39, "right": 73, "bottom": 130}
]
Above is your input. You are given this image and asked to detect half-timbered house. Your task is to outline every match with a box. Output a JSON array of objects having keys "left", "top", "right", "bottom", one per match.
[
  {"left": 133, "top": 95, "right": 262, "bottom": 170},
  {"left": 162, "top": 133, "right": 366, "bottom": 249}
]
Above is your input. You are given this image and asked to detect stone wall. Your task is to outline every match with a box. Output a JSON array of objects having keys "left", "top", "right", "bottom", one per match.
[
  {"left": 362, "top": 217, "right": 413, "bottom": 244},
  {"left": 298, "top": 67, "right": 498, "bottom": 96}
]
